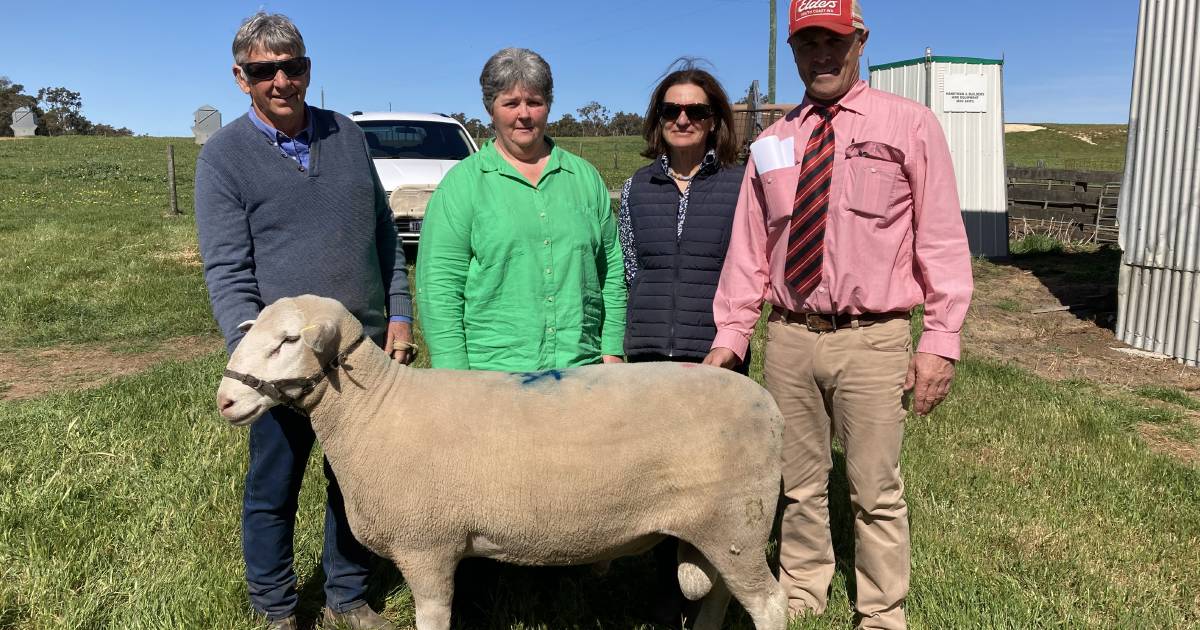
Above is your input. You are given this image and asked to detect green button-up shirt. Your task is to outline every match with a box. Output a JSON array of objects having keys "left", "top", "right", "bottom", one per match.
[{"left": 416, "top": 139, "right": 626, "bottom": 371}]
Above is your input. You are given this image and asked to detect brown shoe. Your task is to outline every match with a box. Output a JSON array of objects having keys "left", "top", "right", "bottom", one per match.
[
  {"left": 321, "top": 605, "right": 396, "bottom": 630},
  {"left": 265, "top": 615, "right": 298, "bottom": 630}
]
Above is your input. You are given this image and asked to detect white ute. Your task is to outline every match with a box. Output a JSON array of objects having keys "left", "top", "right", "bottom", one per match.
[{"left": 350, "top": 112, "right": 478, "bottom": 244}]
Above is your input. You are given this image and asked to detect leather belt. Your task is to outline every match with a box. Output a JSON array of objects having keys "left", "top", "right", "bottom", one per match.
[{"left": 774, "top": 308, "right": 909, "bottom": 333}]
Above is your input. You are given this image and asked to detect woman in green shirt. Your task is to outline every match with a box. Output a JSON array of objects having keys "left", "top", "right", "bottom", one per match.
[{"left": 416, "top": 48, "right": 626, "bottom": 371}]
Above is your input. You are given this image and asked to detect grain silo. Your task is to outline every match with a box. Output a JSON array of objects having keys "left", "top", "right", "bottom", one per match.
[
  {"left": 1117, "top": 0, "right": 1200, "bottom": 366},
  {"left": 869, "top": 51, "right": 1008, "bottom": 258}
]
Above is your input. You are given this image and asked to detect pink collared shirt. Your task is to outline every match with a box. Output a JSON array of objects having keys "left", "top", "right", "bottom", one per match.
[{"left": 712, "top": 80, "right": 973, "bottom": 361}]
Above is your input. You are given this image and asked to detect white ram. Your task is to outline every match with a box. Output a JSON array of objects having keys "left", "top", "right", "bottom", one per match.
[{"left": 216, "top": 294, "right": 787, "bottom": 630}]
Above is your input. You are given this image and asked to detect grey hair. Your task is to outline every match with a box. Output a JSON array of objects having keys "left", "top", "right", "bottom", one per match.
[
  {"left": 232, "top": 12, "right": 306, "bottom": 64},
  {"left": 479, "top": 48, "right": 553, "bottom": 115}
]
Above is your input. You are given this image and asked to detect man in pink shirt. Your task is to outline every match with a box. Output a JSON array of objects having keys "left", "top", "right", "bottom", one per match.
[{"left": 703, "top": 1, "right": 972, "bottom": 627}]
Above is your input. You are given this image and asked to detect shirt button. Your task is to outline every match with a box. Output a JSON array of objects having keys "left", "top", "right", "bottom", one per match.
[
  {"left": 818, "top": 287, "right": 826, "bottom": 293},
  {"left": 546, "top": 296, "right": 554, "bottom": 303},
  {"left": 545, "top": 268, "right": 552, "bottom": 274},
  {"left": 543, "top": 239, "right": 551, "bottom": 245},
  {"left": 539, "top": 212, "right": 547, "bottom": 219},
  {"left": 547, "top": 327, "right": 556, "bottom": 333}
]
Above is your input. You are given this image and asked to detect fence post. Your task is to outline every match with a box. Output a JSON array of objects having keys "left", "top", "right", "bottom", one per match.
[{"left": 167, "top": 144, "right": 180, "bottom": 215}]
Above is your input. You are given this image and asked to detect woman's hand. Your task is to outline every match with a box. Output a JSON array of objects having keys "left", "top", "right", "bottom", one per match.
[{"left": 601, "top": 355, "right": 624, "bottom": 364}]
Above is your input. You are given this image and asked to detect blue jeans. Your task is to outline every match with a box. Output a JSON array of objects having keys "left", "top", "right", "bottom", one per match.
[{"left": 242, "top": 407, "right": 373, "bottom": 620}]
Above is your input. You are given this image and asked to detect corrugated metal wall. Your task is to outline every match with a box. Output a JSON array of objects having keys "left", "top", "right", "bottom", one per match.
[
  {"left": 870, "top": 58, "right": 1009, "bottom": 258},
  {"left": 869, "top": 61, "right": 925, "bottom": 105},
  {"left": 1117, "top": 0, "right": 1200, "bottom": 366}
]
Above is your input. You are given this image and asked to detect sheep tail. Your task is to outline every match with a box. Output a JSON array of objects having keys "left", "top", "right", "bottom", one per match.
[{"left": 676, "top": 542, "right": 716, "bottom": 601}]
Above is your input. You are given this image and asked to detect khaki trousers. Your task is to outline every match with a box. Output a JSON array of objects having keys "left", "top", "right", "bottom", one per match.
[{"left": 763, "top": 313, "right": 911, "bottom": 630}]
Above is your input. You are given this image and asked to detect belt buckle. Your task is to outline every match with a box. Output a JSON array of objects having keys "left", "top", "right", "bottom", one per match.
[{"left": 804, "top": 313, "right": 834, "bottom": 332}]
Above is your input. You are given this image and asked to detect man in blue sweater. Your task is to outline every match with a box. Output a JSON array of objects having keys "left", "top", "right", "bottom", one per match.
[{"left": 195, "top": 12, "right": 410, "bottom": 630}]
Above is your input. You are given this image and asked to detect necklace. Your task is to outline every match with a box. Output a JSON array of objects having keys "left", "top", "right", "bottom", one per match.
[{"left": 667, "top": 166, "right": 697, "bottom": 181}]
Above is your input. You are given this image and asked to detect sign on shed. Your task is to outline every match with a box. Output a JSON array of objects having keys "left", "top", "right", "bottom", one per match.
[
  {"left": 11, "top": 107, "right": 37, "bottom": 137},
  {"left": 943, "top": 74, "right": 988, "bottom": 113},
  {"left": 192, "top": 105, "right": 221, "bottom": 144}
]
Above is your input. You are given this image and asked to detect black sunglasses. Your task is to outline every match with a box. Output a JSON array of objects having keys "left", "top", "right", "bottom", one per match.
[
  {"left": 659, "top": 102, "right": 714, "bottom": 122},
  {"left": 240, "top": 56, "right": 310, "bottom": 82}
]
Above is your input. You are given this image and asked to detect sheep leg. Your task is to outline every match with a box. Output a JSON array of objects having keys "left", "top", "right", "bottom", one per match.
[
  {"left": 694, "top": 549, "right": 787, "bottom": 630},
  {"left": 690, "top": 576, "right": 732, "bottom": 630},
  {"left": 396, "top": 553, "right": 459, "bottom": 630}
]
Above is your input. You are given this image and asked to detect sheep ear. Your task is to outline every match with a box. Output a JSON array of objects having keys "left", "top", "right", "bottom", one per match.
[
  {"left": 300, "top": 322, "right": 337, "bottom": 353},
  {"left": 237, "top": 320, "right": 256, "bottom": 332}
]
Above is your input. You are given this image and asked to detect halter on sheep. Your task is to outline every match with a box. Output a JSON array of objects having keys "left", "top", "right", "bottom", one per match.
[{"left": 217, "top": 295, "right": 788, "bottom": 630}]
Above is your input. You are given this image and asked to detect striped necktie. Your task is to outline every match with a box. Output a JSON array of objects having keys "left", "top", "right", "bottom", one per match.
[{"left": 785, "top": 105, "right": 837, "bottom": 295}]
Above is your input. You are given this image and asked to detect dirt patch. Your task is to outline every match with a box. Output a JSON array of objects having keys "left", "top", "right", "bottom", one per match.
[
  {"left": 0, "top": 335, "right": 224, "bottom": 401},
  {"left": 1069, "top": 132, "right": 1097, "bottom": 146},
  {"left": 1004, "top": 124, "right": 1046, "bottom": 133},
  {"left": 1136, "top": 417, "right": 1200, "bottom": 465},
  {"left": 968, "top": 252, "right": 1200, "bottom": 463},
  {"left": 152, "top": 245, "right": 202, "bottom": 267},
  {"left": 967, "top": 255, "right": 1200, "bottom": 392}
]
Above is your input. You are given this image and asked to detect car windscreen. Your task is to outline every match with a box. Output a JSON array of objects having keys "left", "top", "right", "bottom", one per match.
[{"left": 355, "top": 120, "right": 473, "bottom": 160}]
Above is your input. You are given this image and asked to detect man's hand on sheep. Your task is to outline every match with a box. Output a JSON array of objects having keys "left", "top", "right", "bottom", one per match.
[
  {"left": 702, "top": 347, "right": 740, "bottom": 370},
  {"left": 386, "top": 320, "right": 416, "bottom": 365}
]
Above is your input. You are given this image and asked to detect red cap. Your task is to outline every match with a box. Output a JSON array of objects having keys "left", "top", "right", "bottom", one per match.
[{"left": 789, "top": 0, "right": 866, "bottom": 37}]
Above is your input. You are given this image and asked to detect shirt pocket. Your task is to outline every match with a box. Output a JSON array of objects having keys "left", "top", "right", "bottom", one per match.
[
  {"left": 758, "top": 163, "right": 804, "bottom": 226},
  {"left": 845, "top": 156, "right": 901, "bottom": 220}
]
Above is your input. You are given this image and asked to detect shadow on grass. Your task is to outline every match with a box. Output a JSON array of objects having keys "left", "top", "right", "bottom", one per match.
[
  {"left": 287, "top": 455, "right": 866, "bottom": 630},
  {"left": 1006, "top": 245, "right": 1121, "bottom": 331},
  {"left": 294, "top": 558, "right": 407, "bottom": 629}
]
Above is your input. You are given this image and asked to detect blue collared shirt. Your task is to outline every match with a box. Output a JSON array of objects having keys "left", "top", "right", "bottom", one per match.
[
  {"left": 246, "top": 105, "right": 412, "bottom": 325},
  {"left": 248, "top": 106, "right": 313, "bottom": 170}
]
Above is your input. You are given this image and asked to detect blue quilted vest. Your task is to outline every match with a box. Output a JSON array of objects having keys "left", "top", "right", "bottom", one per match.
[{"left": 624, "top": 160, "right": 745, "bottom": 359}]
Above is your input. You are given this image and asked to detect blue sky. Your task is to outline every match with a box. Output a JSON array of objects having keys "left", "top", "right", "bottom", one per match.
[{"left": 1, "top": 0, "right": 1138, "bottom": 137}]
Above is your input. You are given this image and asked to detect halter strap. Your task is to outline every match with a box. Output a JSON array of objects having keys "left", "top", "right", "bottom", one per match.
[{"left": 223, "top": 334, "right": 366, "bottom": 412}]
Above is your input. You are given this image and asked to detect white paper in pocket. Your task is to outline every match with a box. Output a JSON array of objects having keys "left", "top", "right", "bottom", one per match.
[{"left": 750, "top": 135, "right": 796, "bottom": 174}]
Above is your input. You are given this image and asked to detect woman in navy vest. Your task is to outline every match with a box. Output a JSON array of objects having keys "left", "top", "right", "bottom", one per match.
[
  {"left": 618, "top": 63, "right": 747, "bottom": 627},
  {"left": 618, "top": 64, "right": 747, "bottom": 373}
]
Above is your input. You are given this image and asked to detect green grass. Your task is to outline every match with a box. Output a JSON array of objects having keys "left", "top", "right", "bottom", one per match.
[
  {"left": 1009, "top": 233, "right": 1065, "bottom": 256},
  {"left": 2, "top": 341, "right": 1198, "bottom": 628},
  {"left": 994, "top": 298, "right": 1022, "bottom": 312},
  {"left": 555, "top": 136, "right": 648, "bottom": 189},
  {"left": 0, "top": 135, "right": 644, "bottom": 355},
  {"left": 3, "top": 135, "right": 1198, "bottom": 629},
  {"left": 1005, "top": 123, "right": 1127, "bottom": 171},
  {"left": 0, "top": 136, "right": 216, "bottom": 352},
  {"left": 1134, "top": 386, "right": 1200, "bottom": 412}
]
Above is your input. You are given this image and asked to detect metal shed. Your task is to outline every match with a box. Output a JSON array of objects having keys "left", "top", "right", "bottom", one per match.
[
  {"left": 1117, "top": 0, "right": 1200, "bottom": 366},
  {"left": 869, "top": 53, "right": 1008, "bottom": 258}
]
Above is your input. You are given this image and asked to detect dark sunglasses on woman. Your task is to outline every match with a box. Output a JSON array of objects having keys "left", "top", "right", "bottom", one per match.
[
  {"left": 240, "top": 56, "right": 311, "bottom": 82},
  {"left": 659, "top": 102, "right": 714, "bottom": 122}
]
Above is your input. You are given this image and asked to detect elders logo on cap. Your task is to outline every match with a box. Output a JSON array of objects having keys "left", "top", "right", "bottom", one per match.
[{"left": 789, "top": 0, "right": 866, "bottom": 36}]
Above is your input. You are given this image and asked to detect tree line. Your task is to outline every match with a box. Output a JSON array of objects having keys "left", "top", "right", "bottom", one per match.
[
  {"left": 450, "top": 101, "right": 645, "bottom": 139},
  {"left": 0, "top": 77, "right": 133, "bottom": 137}
]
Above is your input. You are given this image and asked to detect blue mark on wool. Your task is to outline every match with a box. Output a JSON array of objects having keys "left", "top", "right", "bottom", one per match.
[{"left": 519, "top": 369, "right": 565, "bottom": 385}]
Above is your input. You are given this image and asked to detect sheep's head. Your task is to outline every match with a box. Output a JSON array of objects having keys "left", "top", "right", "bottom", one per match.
[{"left": 216, "top": 295, "right": 357, "bottom": 426}]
